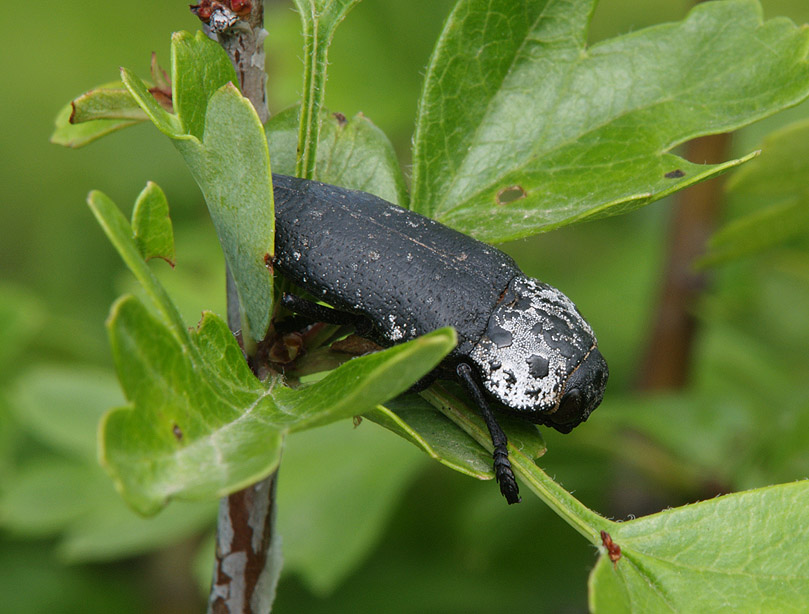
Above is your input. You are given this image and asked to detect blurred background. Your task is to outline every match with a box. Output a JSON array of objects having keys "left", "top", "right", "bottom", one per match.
[{"left": 2, "top": 1, "right": 809, "bottom": 612}]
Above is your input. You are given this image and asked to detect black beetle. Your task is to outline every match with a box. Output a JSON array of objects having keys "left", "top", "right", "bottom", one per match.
[{"left": 272, "top": 174, "right": 608, "bottom": 504}]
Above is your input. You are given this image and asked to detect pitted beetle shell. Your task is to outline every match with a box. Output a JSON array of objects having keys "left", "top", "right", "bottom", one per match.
[
  {"left": 273, "top": 175, "right": 518, "bottom": 356},
  {"left": 272, "top": 174, "right": 607, "bottom": 433},
  {"left": 470, "top": 276, "right": 595, "bottom": 414}
]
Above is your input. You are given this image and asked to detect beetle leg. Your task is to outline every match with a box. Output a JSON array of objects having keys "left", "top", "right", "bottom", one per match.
[
  {"left": 280, "top": 293, "right": 373, "bottom": 336},
  {"left": 456, "top": 363, "right": 521, "bottom": 504}
]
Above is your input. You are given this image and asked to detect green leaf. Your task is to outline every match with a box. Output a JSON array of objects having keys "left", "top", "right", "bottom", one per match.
[
  {"left": 118, "top": 33, "right": 275, "bottom": 341},
  {"left": 420, "top": 383, "right": 607, "bottom": 539},
  {"left": 411, "top": 0, "right": 809, "bottom": 242},
  {"left": 0, "top": 460, "right": 100, "bottom": 537},
  {"left": 278, "top": 420, "right": 426, "bottom": 594},
  {"left": 58, "top": 494, "right": 215, "bottom": 562},
  {"left": 69, "top": 83, "right": 149, "bottom": 123},
  {"left": 2, "top": 365, "right": 217, "bottom": 562},
  {"left": 291, "top": 0, "right": 362, "bottom": 178},
  {"left": 101, "top": 294, "right": 455, "bottom": 514},
  {"left": 366, "top": 400, "right": 493, "bottom": 479},
  {"left": 171, "top": 30, "right": 239, "bottom": 140},
  {"left": 10, "top": 366, "right": 123, "bottom": 461},
  {"left": 0, "top": 284, "right": 43, "bottom": 374},
  {"left": 50, "top": 102, "right": 141, "bottom": 149},
  {"left": 87, "top": 190, "right": 187, "bottom": 339},
  {"left": 120, "top": 67, "right": 184, "bottom": 139},
  {"left": 0, "top": 457, "right": 217, "bottom": 562},
  {"left": 369, "top": 393, "right": 545, "bottom": 480},
  {"left": 177, "top": 83, "right": 274, "bottom": 341},
  {"left": 267, "top": 106, "right": 408, "bottom": 205},
  {"left": 131, "top": 182, "right": 176, "bottom": 266},
  {"left": 589, "top": 481, "right": 809, "bottom": 613},
  {"left": 700, "top": 120, "right": 809, "bottom": 267},
  {"left": 700, "top": 197, "right": 809, "bottom": 268}
]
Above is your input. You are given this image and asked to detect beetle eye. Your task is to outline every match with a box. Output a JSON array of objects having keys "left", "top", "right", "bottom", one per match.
[{"left": 555, "top": 389, "right": 582, "bottom": 425}]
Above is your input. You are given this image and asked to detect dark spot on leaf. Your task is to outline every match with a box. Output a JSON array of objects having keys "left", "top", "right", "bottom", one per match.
[
  {"left": 333, "top": 112, "right": 347, "bottom": 126},
  {"left": 353, "top": 416, "right": 363, "bottom": 428},
  {"left": 601, "top": 530, "right": 621, "bottom": 564},
  {"left": 527, "top": 354, "right": 549, "bottom": 379},
  {"left": 264, "top": 253, "right": 274, "bottom": 274},
  {"left": 496, "top": 185, "right": 527, "bottom": 205},
  {"left": 665, "top": 169, "right": 685, "bottom": 179},
  {"left": 172, "top": 424, "right": 183, "bottom": 440}
]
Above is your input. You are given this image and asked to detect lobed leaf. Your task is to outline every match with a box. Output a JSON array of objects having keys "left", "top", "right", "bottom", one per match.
[
  {"left": 411, "top": 0, "right": 809, "bottom": 242},
  {"left": 589, "top": 481, "right": 809, "bottom": 613},
  {"left": 115, "top": 33, "right": 275, "bottom": 341},
  {"left": 101, "top": 291, "right": 455, "bottom": 514}
]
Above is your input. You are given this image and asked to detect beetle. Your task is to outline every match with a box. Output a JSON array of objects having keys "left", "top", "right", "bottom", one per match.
[{"left": 271, "top": 174, "right": 608, "bottom": 504}]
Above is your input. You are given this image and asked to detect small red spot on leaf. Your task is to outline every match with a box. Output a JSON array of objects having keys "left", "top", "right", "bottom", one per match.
[
  {"left": 496, "top": 185, "right": 526, "bottom": 205},
  {"left": 600, "top": 530, "right": 621, "bottom": 565}
]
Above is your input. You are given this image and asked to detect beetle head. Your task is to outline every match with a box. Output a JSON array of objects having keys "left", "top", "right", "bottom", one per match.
[{"left": 469, "top": 276, "right": 608, "bottom": 432}]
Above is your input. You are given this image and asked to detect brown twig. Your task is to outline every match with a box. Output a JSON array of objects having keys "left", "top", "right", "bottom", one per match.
[
  {"left": 193, "top": 0, "right": 269, "bottom": 123},
  {"left": 636, "top": 132, "right": 732, "bottom": 390},
  {"left": 191, "top": 3, "right": 280, "bottom": 613}
]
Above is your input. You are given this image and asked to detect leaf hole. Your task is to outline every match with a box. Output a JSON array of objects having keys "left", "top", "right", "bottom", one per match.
[{"left": 496, "top": 185, "right": 526, "bottom": 205}]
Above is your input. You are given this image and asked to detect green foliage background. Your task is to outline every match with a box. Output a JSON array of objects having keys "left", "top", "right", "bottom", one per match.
[{"left": 2, "top": 1, "right": 809, "bottom": 612}]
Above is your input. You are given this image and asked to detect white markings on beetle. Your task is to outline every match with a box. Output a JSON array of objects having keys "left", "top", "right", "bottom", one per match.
[{"left": 470, "top": 276, "right": 595, "bottom": 412}]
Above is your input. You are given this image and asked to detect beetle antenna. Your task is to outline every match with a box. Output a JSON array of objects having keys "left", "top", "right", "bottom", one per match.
[{"left": 456, "top": 363, "right": 521, "bottom": 504}]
